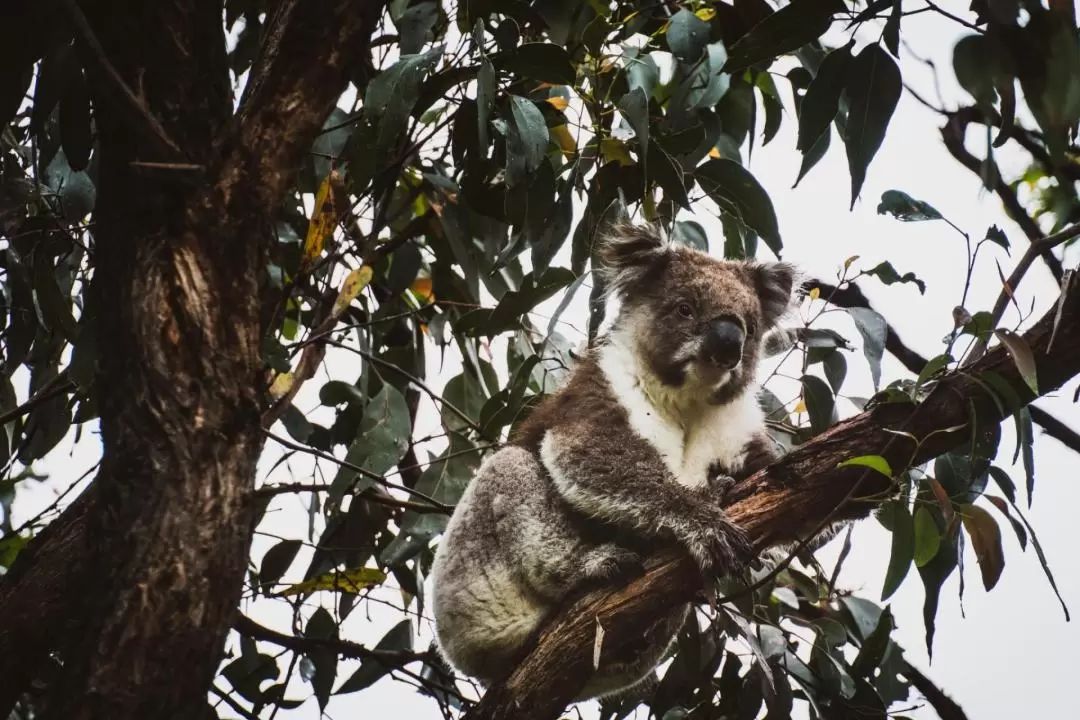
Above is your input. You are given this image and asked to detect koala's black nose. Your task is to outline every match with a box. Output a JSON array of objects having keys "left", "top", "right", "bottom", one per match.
[{"left": 702, "top": 318, "right": 744, "bottom": 367}]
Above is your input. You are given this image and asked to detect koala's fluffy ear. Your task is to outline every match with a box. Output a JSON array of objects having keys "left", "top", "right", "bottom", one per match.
[
  {"left": 754, "top": 262, "right": 800, "bottom": 328},
  {"left": 595, "top": 223, "right": 670, "bottom": 294}
]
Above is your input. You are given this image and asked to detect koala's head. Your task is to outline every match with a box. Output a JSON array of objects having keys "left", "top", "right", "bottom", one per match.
[{"left": 596, "top": 223, "right": 799, "bottom": 404}]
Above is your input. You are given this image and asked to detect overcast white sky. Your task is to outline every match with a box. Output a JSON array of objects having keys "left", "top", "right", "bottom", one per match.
[{"left": 9, "top": 6, "right": 1080, "bottom": 720}]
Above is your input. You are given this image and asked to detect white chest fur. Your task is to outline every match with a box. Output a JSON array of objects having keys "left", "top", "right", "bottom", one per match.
[{"left": 598, "top": 339, "right": 763, "bottom": 489}]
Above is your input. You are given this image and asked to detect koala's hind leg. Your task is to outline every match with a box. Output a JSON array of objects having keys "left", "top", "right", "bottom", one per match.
[{"left": 489, "top": 452, "right": 643, "bottom": 602}]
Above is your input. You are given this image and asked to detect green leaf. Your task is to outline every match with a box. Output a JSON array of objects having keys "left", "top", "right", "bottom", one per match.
[
  {"left": 500, "top": 95, "right": 550, "bottom": 187},
  {"left": 876, "top": 189, "right": 943, "bottom": 222},
  {"left": 993, "top": 329, "right": 1038, "bottom": 396},
  {"left": 336, "top": 620, "right": 413, "bottom": 694},
  {"left": 666, "top": 9, "right": 710, "bottom": 61},
  {"left": 913, "top": 506, "right": 941, "bottom": 567},
  {"left": 846, "top": 306, "right": 887, "bottom": 391},
  {"left": 916, "top": 353, "right": 952, "bottom": 390},
  {"left": 916, "top": 511, "right": 957, "bottom": 659},
  {"left": 883, "top": 0, "right": 901, "bottom": 56},
  {"left": 1018, "top": 406, "right": 1035, "bottom": 507},
  {"left": 960, "top": 503, "right": 1004, "bottom": 591},
  {"left": 648, "top": 142, "right": 689, "bottom": 209},
  {"left": 823, "top": 349, "right": 847, "bottom": 393},
  {"left": 843, "top": 44, "right": 901, "bottom": 208},
  {"left": 985, "top": 495, "right": 1027, "bottom": 551},
  {"left": 723, "top": 0, "right": 843, "bottom": 73},
  {"left": 696, "top": 158, "right": 781, "bottom": 255},
  {"left": 797, "top": 41, "right": 853, "bottom": 152},
  {"left": 327, "top": 385, "right": 411, "bottom": 508},
  {"left": 222, "top": 649, "right": 279, "bottom": 703},
  {"left": 952, "top": 34, "right": 1000, "bottom": 112},
  {"left": 493, "top": 43, "right": 575, "bottom": 85},
  {"left": 455, "top": 268, "right": 575, "bottom": 337},
  {"left": 394, "top": 1, "right": 438, "bottom": 55},
  {"left": 987, "top": 465, "right": 1016, "bottom": 505},
  {"left": 801, "top": 374, "right": 836, "bottom": 435},
  {"left": 879, "top": 501, "right": 912, "bottom": 600},
  {"left": 865, "top": 260, "right": 926, "bottom": 295},
  {"left": 838, "top": 455, "right": 892, "bottom": 478},
  {"left": 259, "top": 539, "right": 302, "bottom": 591},
  {"left": 363, "top": 47, "right": 444, "bottom": 163},
  {"left": 319, "top": 380, "right": 366, "bottom": 406},
  {"left": 477, "top": 58, "right": 495, "bottom": 149},
  {"left": 618, "top": 88, "right": 649, "bottom": 158},
  {"left": 851, "top": 606, "right": 894, "bottom": 678},
  {"left": 625, "top": 48, "right": 659, "bottom": 96}
]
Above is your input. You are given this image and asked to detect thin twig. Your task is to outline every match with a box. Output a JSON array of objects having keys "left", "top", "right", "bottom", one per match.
[
  {"left": 263, "top": 429, "right": 452, "bottom": 512},
  {"left": 255, "top": 481, "right": 450, "bottom": 514},
  {"left": 967, "top": 222, "right": 1080, "bottom": 362}
]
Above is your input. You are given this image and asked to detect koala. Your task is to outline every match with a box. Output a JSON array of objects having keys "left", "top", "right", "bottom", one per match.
[{"left": 429, "top": 223, "right": 798, "bottom": 701}]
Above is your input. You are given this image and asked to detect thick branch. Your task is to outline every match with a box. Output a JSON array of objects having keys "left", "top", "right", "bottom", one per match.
[{"left": 467, "top": 268, "right": 1080, "bottom": 720}]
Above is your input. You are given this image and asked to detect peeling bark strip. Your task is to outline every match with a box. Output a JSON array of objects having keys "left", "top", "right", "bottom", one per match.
[
  {"left": 0, "top": 1, "right": 387, "bottom": 717},
  {"left": 465, "top": 270, "right": 1080, "bottom": 720}
]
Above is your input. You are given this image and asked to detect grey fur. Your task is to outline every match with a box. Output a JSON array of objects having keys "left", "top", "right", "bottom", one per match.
[{"left": 429, "top": 224, "right": 799, "bottom": 701}]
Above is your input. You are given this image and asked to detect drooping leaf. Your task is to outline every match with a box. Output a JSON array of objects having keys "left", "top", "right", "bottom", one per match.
[
  {"left": 823, "top": 349, "right": 847, "bottom": 393},
  {"left": 327, "top": 385, "right": 412, "bottom": 508},
  {"left": 865, "top": 260, "right": 926, "bottom": 295},
  {"left": 671, "top": 220, "right": 708, "bottom": 252},
  {"left": 801, "top": 374, "right": 836, "bottom": 435},
  {"left": 876, "top": 189, "right": 943, "bottom": 222},
  {"left": 58, "top": 70, "right": 92, "bottom": 172},
  {"left": 916, "top": 353, "right": 952, "bottom": 390},
  {"left": 363, "top": 47, "right": 444, "bottom": 163},
  {"left": 618, "top": 88, "right": 649, "bottom": 159},
  {"left": 336, "top": 620, "right": 414, "bottom": 694},
  {"left": 259, "top": 539, "right": 302, "bottom": 591},
  {"left": 648, "top": 142, "right": 689, "bottom": 209},
  {"left": 500, "top": 95, "right": 550, "bottom": 187},
  {"left": 724, "top": 0, "right": 843, "bottom": 73},
  {"left": 846, "top": 306, "right": 888, "bottom": 391},
  {"left": 993, "top": 329, "right": 1038, "bottom": 396},
  {"left": 879, "top": 501, "right": 913, "bottom": 600},
  {"left": 843, "top": 43, "right": 901, "bottom": 208},
  {"left": 394, "top": 1, "right": 439, "bottom": 55},
  {"left": 917, "top": 511, "right": 958, "bottom": 659},
  {"left": 797, "top": 41, "right": 853, "bottom": 152},
  {"left": 960, "top": 503, "right": 1004, "bottom": 591},
  {"left": 913, "top": 506, "right": 941, "bottom": 567},
  {"left": 696, "top": 158, "right": 781, "bottom": 255},
  {"left": 985, "top": 495, "right": 1027, "bottom": 551}
]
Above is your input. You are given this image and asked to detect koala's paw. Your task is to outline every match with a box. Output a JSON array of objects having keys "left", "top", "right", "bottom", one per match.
[
  {"left": 583, "top": 544, "right": 645, "bottom": 584},
  {"left": 682, "top": 515, "right": 752, "bottom": 578},
  {"left": 706, "top": 470, "right": 737, "bottom": 500}
]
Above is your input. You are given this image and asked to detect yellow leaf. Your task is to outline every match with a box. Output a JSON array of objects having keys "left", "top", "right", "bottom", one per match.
[
  {"left": 333, "top": 266, "right": 373, "bottom": 316},
  {"left": 277, "top": 567, "right": 387, "bottom": 597},
  {"left": 708, "top": 146, "right": 722, "bottom": 158},
  {"left": 550, "top": 124, "right": 577, "bottom": 157},
  {"left": 600, "top": 137, "right": 634, "bottom": 166},
  {"left": 269, "top": 372, "right": 295, "bottom": 400},
  {"left": 546, "top": 96, "right": 569, "bottom": 111},
  {"left": 809, "top": 287, "right": 821, "bottom": 301},
  {"left": 410, "top": 275, "right": 434, "bottom": 304},
  {"left": 843, "top": 254, "right": 860, "bottom": 270},
  {"left": 794, "top": 399, "right": 807, "bottom": 414},
  {"left": 303, "top": 169, "right": 343, "bottom": 264},
  {"left": 695, "top": 7, "right": 716, "bottom": 21}
]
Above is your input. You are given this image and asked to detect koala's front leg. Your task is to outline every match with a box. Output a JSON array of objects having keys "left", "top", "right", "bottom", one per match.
[{"left": 540, "top": 428, "right": 752, "bottom": 578}]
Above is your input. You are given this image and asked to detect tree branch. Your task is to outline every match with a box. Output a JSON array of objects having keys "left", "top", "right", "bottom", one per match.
[{"left": 466, "top": 266, "right": 1080, "bottom": 720}]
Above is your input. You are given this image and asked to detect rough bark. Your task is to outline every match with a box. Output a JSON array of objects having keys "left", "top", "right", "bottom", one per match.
[
  {"left": 465, "top": 269, "right": 1080, "bottom": 720},
  {"left": 0, "top": 1, "right": 386, "bottom": 717}
]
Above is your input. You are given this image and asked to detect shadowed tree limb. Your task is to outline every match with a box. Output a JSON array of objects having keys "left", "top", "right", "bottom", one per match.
[{"left": 465, "top": 267, "right": 1080, "bottom": 720}]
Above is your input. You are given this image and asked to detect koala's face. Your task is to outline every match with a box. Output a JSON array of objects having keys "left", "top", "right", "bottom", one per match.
[{"left": 596, "top": 224, "right": 797, "bottom": 404}]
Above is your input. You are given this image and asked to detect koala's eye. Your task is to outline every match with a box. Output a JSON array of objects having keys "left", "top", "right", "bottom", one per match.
[{"left": 676, "top": 302, "right": 694, "bottom": 318}]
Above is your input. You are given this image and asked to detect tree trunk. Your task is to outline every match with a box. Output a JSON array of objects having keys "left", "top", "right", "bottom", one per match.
[{"left": 0, "top": 1, "right": 385, "bottom": 716}]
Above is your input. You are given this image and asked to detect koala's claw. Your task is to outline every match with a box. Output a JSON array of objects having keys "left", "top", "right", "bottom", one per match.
[{"left": 583, "top": 544, "right": 645, "bottom": 583}]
